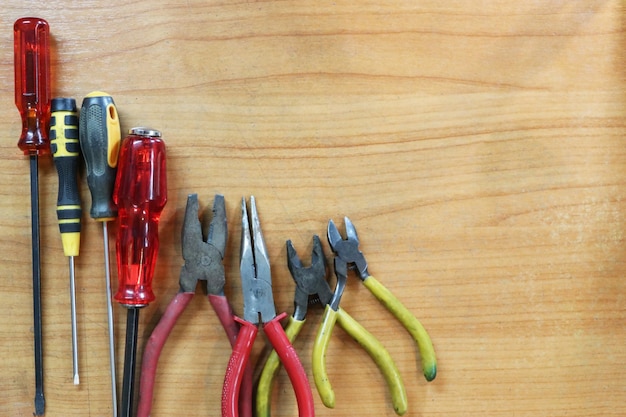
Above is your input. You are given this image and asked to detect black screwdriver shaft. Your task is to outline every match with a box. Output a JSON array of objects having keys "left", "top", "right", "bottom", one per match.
[
  {"left": 120, "top": 308, "right": 140, "bottom": 417},
  {"left": 30, "top": 156, "right": 45, "bottom": 417}
]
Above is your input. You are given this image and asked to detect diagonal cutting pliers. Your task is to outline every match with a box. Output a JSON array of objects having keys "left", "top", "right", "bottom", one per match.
[
  {"left": 221, "top": 196, "right": 315, "bottom": 417},
  {"left": 136, "top": 194, "right": 252, "bottom": 417},
  {"left": 256, "top": 235, "right": 408, "bottom": 417},
  {"left": 325, "top": 217, "right": 437, "bottom": 383}
]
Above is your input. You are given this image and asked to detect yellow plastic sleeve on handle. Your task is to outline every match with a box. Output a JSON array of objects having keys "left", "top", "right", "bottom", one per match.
[
  {"left": 335, "top": 307, "right": 408, "bottom": 415},
  {"left": 50, "top": 110, "right": 79, "bottom": 157},
  {"left": 85, "top": 91, "right": 109, "bottom": 97},
  {"left": 363, "top": 275, "right": 437, "bottom": 382},
  {"left": 256, "top": 316, "right": 306, "bottom": 417},
  {"left": 105, "top": 103, "right": 121, "bottom": 167},
  {"left": 312, "top": 305, "right": 339, "bottom": 408},
  {"left": 60, "top": 231, "right": 80, "bottom": 257},
  {"left": 83, "top": 91, "right": 121, "bottom": 169}
]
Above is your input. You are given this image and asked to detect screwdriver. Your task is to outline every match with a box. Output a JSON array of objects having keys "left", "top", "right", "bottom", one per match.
[
  {"left": 113, "top": 127, "right": 167, "bottom": 417},
  {"left": 14, "top": 17, "right": 50, "bottom": 416},
  {"left": 79, "top": 91, "right": 121, "bottom": 416},
  {"left": 50, "top": 98, "right": 81, "bottom": 385}
]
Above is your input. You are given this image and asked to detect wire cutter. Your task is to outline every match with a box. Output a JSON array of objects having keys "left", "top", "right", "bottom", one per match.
[
  {"left": 324, "top": 217, "right": 437, "bottom": 384},
  {"left": 221, "top": 197, "right": 315, "bottom": 417},
  {"left": 136, "top": 194, "right": 252, "bottom": 417},
  {"left": 256, "top": 235, "right": 408, "bottom": 417}
]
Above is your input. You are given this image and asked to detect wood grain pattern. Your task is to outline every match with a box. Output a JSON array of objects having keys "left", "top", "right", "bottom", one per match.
[{"left": 1, "top": 1, "right": 625, "bottom": 416}]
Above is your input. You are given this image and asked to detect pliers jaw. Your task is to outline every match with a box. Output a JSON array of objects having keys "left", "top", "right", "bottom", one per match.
[
  {"left": 286, "top": 235, "right": 332, "bottom": 321},
  {"left": 328, "top": 257, "right": 347, "bottom": 311},
  {"left": 240, "top": 196, "right": 277, "bottom": 325},
  {"left": 327, "top": 217, "right": 369, "bottom": 279},
  {"left": 179, "top": 194, "right": 228, "bottom": 294}
]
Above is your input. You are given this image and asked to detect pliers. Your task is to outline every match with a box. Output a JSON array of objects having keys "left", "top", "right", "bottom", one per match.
[
  {"left": 136, "top": 194, "right": 252, "bottom": 417},
  {"left": 256, "top": 235, "right": 408, "bottom": 417},
  {"left": 323, "top": 217, "right": 437, "bottom": 384},
  {"left": 221, "top": 197, "right": 315, "bottom": 417}
]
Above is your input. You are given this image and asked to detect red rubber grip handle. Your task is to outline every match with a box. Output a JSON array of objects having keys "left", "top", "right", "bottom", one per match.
[
  {"left": 137, "top": 292, "right": 194, "bottom": 417},
  {"left": 209, "top": 294, "right": 239, "bottom": 346},
  {"left": 222, "top": 318, "right": 257, "bottom": 417},
  {"left": 209, "top": 294, "right": 253, "bottom": 417},
  {"left": 264, "top": 313, "right": 315, "bottom": 417}
]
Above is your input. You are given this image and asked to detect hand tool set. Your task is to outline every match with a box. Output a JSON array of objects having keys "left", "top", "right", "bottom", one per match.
[{"left": 12, "top": 16, "right": 437, "bottom": 417}]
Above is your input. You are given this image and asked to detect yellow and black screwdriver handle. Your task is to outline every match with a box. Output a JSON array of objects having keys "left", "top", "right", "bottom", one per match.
[
  {"left": 50, "top": 98, "right": 81, "bottom": 257},
  {"left": 78, "top": 91, "right": 121, "bottom": 221}
]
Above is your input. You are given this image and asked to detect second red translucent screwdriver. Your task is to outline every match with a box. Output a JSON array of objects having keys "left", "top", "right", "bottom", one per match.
[{"left": 113, "top": 127, "right": 167, "bottom": 417}]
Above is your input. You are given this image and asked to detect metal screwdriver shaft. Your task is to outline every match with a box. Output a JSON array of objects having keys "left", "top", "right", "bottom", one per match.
[
  {"left": 69, "top": 257, "right": 78, "bottom": 383},
  {"left": 120, "top": 308, "right": 140, "bottom": 417},
  {"left": 30, "top": 156, "right": 45, "bottom": 415},
  {"left": 14, "top": 17, "right": 51, "bottom": 416},
  {"left": 79, "top": 92, "right": 121, "bottom": 415},
  {"left": 103, "top": 221, "right": 118, "bottom": 415}
]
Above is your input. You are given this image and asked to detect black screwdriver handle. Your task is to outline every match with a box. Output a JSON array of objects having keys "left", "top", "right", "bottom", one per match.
[
  {"left": 79, "top": 92, "right": 121, "bottom": 221},
  {"left": 50, "top": 98, "right": 81, "bottom": 257}
]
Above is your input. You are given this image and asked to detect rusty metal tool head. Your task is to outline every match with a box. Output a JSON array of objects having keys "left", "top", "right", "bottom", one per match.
[
  {"left": 179, "top": 193, "right": 227, "bottom": 294},
  {"left": 327, "top": 216, "right": 369, "bottom": 280},
  {"left": 286, "top": 235, "right": 333, "bottom": 320},
  {"left": 240, "top": 196, "right": 277, "bottom": 324}
]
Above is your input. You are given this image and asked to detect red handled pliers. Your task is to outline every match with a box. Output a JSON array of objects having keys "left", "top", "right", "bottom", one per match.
[
  {"left": 136, "top": 194, "right": 252, "bottom": 417},
  {"left": 221, "top": 196, "right": 315, "bottom": 417}
]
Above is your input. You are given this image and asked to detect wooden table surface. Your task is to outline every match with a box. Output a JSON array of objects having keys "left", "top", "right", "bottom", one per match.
[{"left": 2, "top": 1, "right": 625, "bottom": 416}]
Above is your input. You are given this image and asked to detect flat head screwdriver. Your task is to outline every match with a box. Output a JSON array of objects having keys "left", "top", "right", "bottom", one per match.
[
  {"left": 14, "top": 17, "right": 50, "bottom": 417},
  {"left": 79, "top": 91, "right": 121, "bottom": 416},
  {"left": 113, "top": 127, "right": 167, "bottom": 417},
  {"left": 50, "top": 98, "right": 81, "bottom": 385}
]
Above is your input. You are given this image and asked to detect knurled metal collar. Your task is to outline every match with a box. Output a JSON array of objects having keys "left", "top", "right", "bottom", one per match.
[{"left": 129, "top": 127, "right": 161, "bottom": 137}]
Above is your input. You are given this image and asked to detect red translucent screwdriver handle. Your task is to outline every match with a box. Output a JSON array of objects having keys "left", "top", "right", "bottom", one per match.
[
  {"left": 113, "top": 128, "right": 167, "bottom": 307},
  {"left": 14, "top": 17, "right": 50, "bottom": 155}
]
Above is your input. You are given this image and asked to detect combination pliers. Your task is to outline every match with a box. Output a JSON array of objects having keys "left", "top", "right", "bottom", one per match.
[
  {"left": 257, "top": 235, "right": 407, "bottom": 416},
  {"left": 221, "top": 197, "right": 315, "bottom": 417},
  {"left": 136, "top": 194, "right": 252, "bottom": 417}
]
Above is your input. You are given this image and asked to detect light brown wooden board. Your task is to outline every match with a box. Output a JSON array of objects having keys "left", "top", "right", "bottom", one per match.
[{"left": 1, "top": 1, "right": 625, "bottom": 416}]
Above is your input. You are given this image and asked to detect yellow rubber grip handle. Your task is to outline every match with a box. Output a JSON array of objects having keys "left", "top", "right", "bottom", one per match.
[
  {"left": 312, "top": 305, "right": 338, "bottom": 408},
  {"left": 335, "top": 307, "right": 407, "bottom": 415},
  {"left": 363, "top": 275, "right": 437, "bottom": 381},
  {"left": 256, "top": 316, "right": 305, "bottom": 417}
]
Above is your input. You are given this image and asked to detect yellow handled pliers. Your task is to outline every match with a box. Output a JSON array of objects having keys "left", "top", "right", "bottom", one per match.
[
  {"left": 326, "top": 217, "right": 437, "bottom": 384},
  {"left": 256, "top": 235, "right": 408, "bottom": 416}
]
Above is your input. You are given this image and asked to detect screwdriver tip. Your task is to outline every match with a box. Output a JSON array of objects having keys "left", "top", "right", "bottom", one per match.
[
  {"left": 34, "top": 390, "right": 45, "bottom": 416},
  {"left": 74, "top": 374, "right": 80, "bottom": 385}
]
